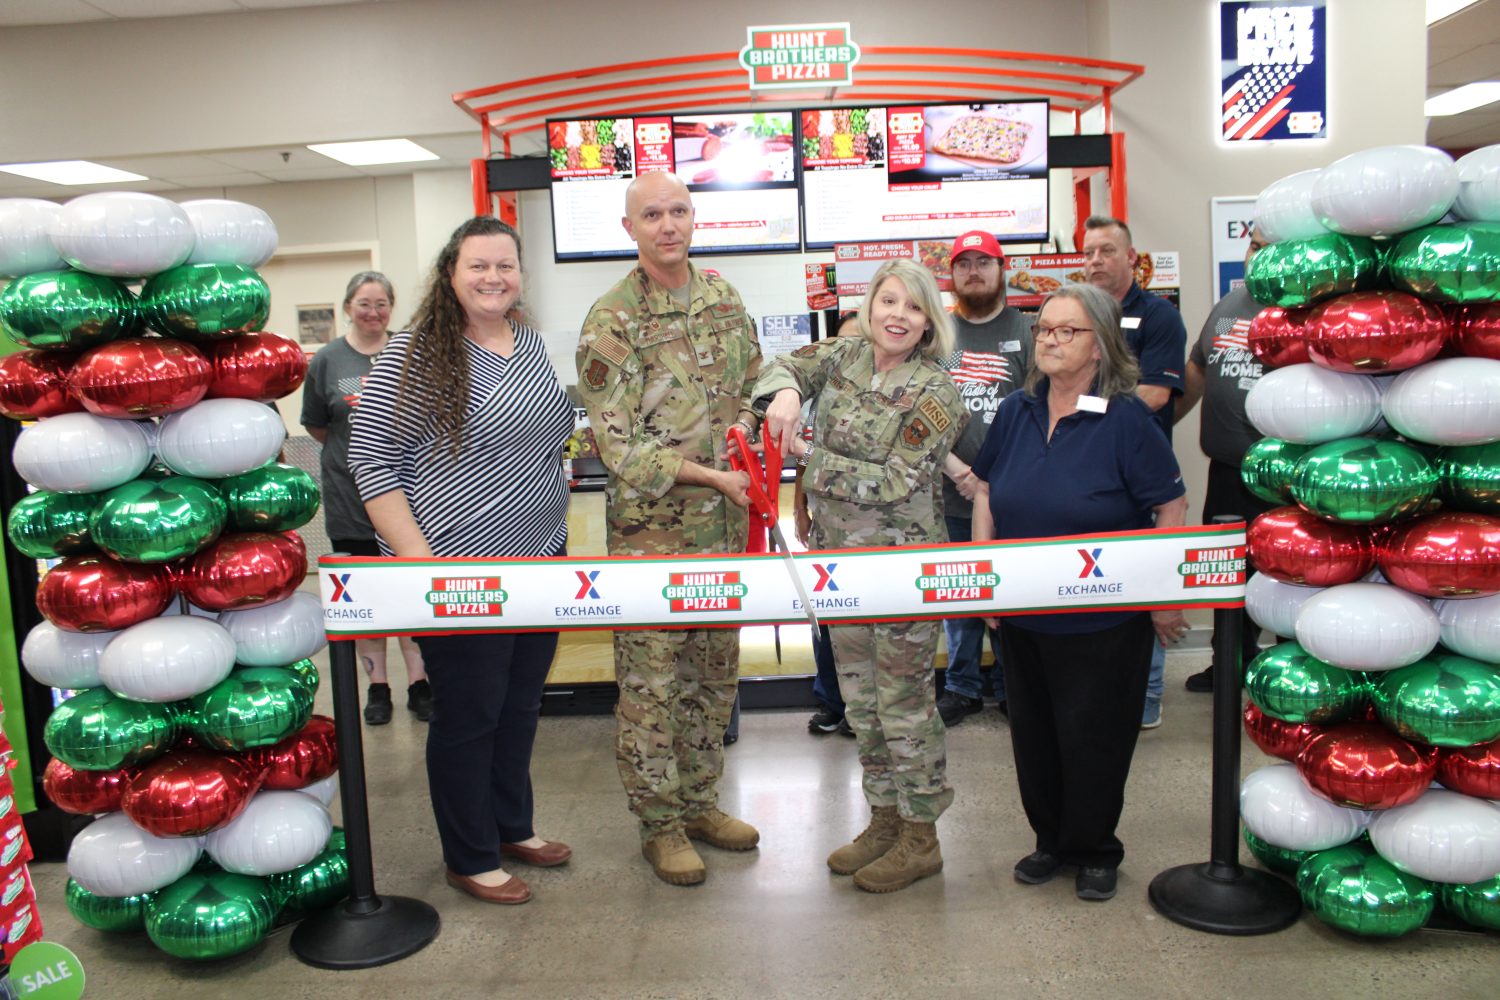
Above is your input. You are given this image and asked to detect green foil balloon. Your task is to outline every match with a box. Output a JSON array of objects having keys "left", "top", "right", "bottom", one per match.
[
  {"left": 1243, "top": 826, "right": 1311, "bottom": 875},
  {"left": 189, "top": 666, "right": 312, "bottom": 752},
  {"left": 0, "top": 268, "right": 140, "bottom": 349},
  {"left": 89, "top": 476, "right": 226, "bottom": 563},
  {"left": 1436, "top": 441, "right": 1500, "bottom": 515},
  {"left": 280, "top": 658, "right": 320, "bottom": 700},
  {"left": 1296, "top": 842, "right": 1435, "bottom": 937},
  {"left": 1290, "top": 437, "right": 1438, "bottom": 524},
  {"left": 1387, "top": 222, "right": 1500, "bottom": 304},
  {"left": 1372, "top": 652, "right": 1500, "bottom": 747},
  {"left": 1442, "top": 875, "right": 1500, "bottom": 931},
  {"left": 144, "top": 870, "right": 277, "bottom": 961},
  {"left": 268, "top": 837, "right": 350, "bottom": 916},
  {"left": 1241, "top": 438, "right": 1311, "bottom": 505},
  {"left": 65, "top": 877, "right": 150, "bottom": 933},
  {"left": 1244, "top": 233, "right": 1383, "bottom": 308},
  {"left": 140, "top": 263, "right": 270, "bottom": 341},
  {"left": 6, "top": 489, "right": 99, "bottom": 558},
  {"left": 1244, "top": 641, "right": 1369, "bottom": 724},
  {"left": 43, "top": 687, "right": 178, "bottom": 771},
  {"left": 217, "top": 463, "right": 320, "bottom": 532}
]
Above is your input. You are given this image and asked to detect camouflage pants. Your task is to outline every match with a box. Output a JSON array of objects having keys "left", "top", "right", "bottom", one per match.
[
  {"left": 614, "top": 627, "right": 740, "bottom": 837},
  {"left": 830, "top": 619, "right": 953, "bottom": 822}
]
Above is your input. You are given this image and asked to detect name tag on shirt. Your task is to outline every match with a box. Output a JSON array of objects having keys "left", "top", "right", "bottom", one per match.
[
  {"left": 1077, "top": 394, "right": 1108, "bottom": 413},
  {"left": 1001, "top": 340, "right": 1021, "bottom": 352},
  {"left": 1120, "top": 317, "right": 1142, "bottom": 329}
]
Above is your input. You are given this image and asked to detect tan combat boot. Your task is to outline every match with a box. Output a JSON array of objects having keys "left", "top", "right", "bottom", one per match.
[
  {"left": 853, "top": 819, "right": 943, "bottom": 893},
  {"left": 684, "top": 808, "right": 760, "bottom": 851},
  {"left": 827, "top": 805, "right": 901, "bottom": 875},
  {"left": 642, "top": 829, "right": 706, "bottom": 885}
]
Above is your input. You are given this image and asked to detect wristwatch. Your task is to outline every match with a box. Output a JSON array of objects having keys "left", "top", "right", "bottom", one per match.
[{"left": 797, "top": 442, "right": 815, "bottom": 468}]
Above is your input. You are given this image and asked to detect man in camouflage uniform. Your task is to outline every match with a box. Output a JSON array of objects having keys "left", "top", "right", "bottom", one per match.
[{"left": 576, "top": 171, "right": 762, "bottom": 886}]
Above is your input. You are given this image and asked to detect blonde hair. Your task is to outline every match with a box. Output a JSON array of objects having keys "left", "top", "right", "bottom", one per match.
[{"left": 856, "top": 259, "right": 954, "bottom": 361}]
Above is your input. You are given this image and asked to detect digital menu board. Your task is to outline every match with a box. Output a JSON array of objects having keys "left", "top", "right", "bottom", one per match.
[
  {"left": 548, "top": 112, "right": 801, "bottom": 261},
  {"left": 800, "top": 101, "right": 1050, "bottom": 248}
]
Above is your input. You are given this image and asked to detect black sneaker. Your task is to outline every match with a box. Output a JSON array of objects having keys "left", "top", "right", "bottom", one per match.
[
  {"left": 836, "top": 717, "right": 856, "bottom": 738},
  {"left": 364, "top": 683, "right": 393, "bottom": 726},
  {"left": 807, "top": 706, "right": 843, "bottom": 735},
  {"left": 1076, "top": 866, "right": 1118, "bottom": 901},
  {"left": 407, "top": 679, "right": 433, "bottom": 721},
  {"left": 937, "top": 691, "right": 984, "bottom": 727},
  {"left": 1014, "top": 850, "right": 1064, "bottom": 885},
  {"left": 1184, "top": 668, "right": 1213, "bottom": 693}
]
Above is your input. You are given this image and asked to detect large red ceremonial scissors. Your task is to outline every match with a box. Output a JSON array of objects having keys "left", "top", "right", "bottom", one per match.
[{"left": 726, "top": 425, "right": 821, "bottom": 643}]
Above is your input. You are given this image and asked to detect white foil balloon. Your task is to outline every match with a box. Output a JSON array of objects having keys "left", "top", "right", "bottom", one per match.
[
  {"left": 1244, "top": 364, "right": 1384, "bottom": 444},
  {"left": 156, "top": 398, "right": 286, "bottom": 478},
  {"left": 1245, "top": 574, "right": 1325, "bottom": 640},
  {"left": 1368, "top": 789, "right": 1500, "bottom": 884},
  {"left": 180, "top": 199, "right": 278, "bottom": 267},
  {"left": 98, "top": 615, "right": 236, "bottom": 702},
  {"left": 1254, "top": 169, "right": 1328, "bottom": 244},
  {"left": 302, "top": 774, "right": 339, "bottom": 808},
  {"left": 0, "top": 198, "right": 66, "bottom": 277},
  {"left": 1240, "top": 762, "right": 1371, "bottom": 851},
  {"left": 20, "top": 621, "right": 116, "bottom": 689},
  {"left": 1381, "top": 358, "right": 1500, "bottom": 446},
  {"left": 1311, "top": 145, "right": 1459, "bottom": 237},
  {"left": 1453, "top": 145, "right": 1500, "bottom": 222},
  {"left": 205, "top": 790, "right": 332, "bottom": 876},
  {"left": 218, "top": 591, "right": 327, "bottom": 667},
  {"left": 67, "top": 812, "right": 202, "bottom": 897},
  {"left": 1293, "top": 582, "right": 1440, "bottom": 671},
  {"left": 11, "top": 412, "right": 152, "bottom": 493},
  {"left": 1433, "top": 593, "right": 1500, "bottom": 662},
  {"left": 49, "top": 191, "right": 195, "bottom": 278}
]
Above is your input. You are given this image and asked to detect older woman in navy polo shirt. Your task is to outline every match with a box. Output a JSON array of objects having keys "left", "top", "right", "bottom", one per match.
[{"left": 971, "top": 283, "right": 1188, "bottom": 902}]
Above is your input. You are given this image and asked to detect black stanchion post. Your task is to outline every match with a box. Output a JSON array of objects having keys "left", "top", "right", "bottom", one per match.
[
  {"left": 291, "top": 636, "right": 440, "bottom": 968},
  {"left": 1147, "top": 517, "right": 1301, "bottom": 934}
]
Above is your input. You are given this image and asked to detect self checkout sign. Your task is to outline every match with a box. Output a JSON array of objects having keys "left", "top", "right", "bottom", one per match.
[
  {"left": 739, "top": 23, "right": 861, "bottom": 90},
  {"left": 1219, "top": 1, "right": 1327, "bottom": 141}
]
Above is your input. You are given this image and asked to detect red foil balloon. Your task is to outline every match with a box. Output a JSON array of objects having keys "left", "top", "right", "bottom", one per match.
[
  {"left": 67, "top": 337, "right": 211, "bottom": 418},
  {"left": 120, "top": 747, "right": 266, "bottom": 837},
  {"left": 1437, "top": 739, "right": 1500, "bottom": 799},
  {"left": 178, "top": 531, "right": 307, "bottom": 611},
  {"left": 1296, "top": 721, "right": 1439, "bottom": 809},
  {"left": 1305, "top": 291, "right": 1451, "bottom": 373},
  {"left": 42, "top": 757, "right": 131, "bottom": 815},
  {"left": 258, "top": 715, "right": 338, "bottom": 790},
  {"left": 1456, "top": 302, "right": 1500, "bottom": 360},
  {"left": 0, "top": 349, "right": 84, "bottom": 420},
  {"left": 1377, "top": 512, "right": 1500, "bottom": 598},
  {"left": 202, "top": 332, "right": 309, "bottom": 402},
  {"left": 36, "top": 554, "right": 174, "bottom": 632},
  {"left": 1248, "top": 506, "right": 1376, "bottom": 586},
  {"left": 1248, "top": 305, "right": 1315, "bottom": 369},
  {"left": 1244, "top": 702, "right": 1323, "bottom": 761}
]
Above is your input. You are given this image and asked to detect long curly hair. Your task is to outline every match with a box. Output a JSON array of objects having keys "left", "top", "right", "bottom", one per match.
[{"left": 394, "top": 216, "right": 525, "bottom": 455}]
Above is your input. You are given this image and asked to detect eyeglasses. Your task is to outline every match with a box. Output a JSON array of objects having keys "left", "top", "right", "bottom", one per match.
[
  {"left": 1031, "top": 324, "right": 1092, "bottom": 344},
  {"left": 952, "top": 256, "right": 999, "bottom": 273}
]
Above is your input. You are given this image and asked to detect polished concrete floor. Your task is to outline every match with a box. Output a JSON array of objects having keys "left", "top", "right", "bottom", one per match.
[{"left": 28, "top": 648, "right": 1497, "bottom": 1000}]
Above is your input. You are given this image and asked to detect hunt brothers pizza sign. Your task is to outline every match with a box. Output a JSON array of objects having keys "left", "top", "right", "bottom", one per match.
[{"left": 739, "top": 23, "right": 861, "bottom": 90}]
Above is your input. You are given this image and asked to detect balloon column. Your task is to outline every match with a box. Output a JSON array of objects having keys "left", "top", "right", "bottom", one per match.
[
  {"left": 0, "top": 193, "right": 346, "bottom": 960},
  {"left": 1239, "top": 147, "right": 1500, "bottom": 938}
]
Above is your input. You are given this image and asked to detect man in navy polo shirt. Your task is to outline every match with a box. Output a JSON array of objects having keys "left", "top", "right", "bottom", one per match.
[{"left": 1082, "top": 215, "right": 1187, "bottom": 730}]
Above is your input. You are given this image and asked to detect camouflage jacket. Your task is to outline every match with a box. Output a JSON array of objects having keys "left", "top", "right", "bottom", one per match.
[
  {"left": 577, "top": 264, "right": 761, "bottom": 556},
  {"left": 755, "top": 337, "right": 965, "bottom": 549}
]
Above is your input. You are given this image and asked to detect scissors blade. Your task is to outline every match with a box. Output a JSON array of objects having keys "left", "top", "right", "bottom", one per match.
[{"left": 769, "top": 522, "right": 821, "bottom": 635}]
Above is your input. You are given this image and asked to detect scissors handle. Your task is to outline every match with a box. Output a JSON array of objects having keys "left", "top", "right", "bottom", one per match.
[{"left": 726, "top": 424, "right": 778, "bottom": 526}]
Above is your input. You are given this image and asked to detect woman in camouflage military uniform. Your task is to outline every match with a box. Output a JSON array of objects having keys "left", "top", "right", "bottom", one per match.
[{"left": 756, "top": 259, "right": 965, "bottom": 893}]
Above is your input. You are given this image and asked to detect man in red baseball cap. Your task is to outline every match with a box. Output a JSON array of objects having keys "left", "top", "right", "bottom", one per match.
[{"left": 935, "top": 230, "right": 1032, "bottom": 728}]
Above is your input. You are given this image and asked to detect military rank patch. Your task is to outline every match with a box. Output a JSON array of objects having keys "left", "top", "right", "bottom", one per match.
[
  {"left": 917, "top": 398, "right": 952, "bottom": 433},
  {"left": 592, "top": 333, "right": 630, "bottom": 366},
  {"left": 902, "top": 417, "right": 930, "bottom": 448},
  {"left": 583, "top": 357, "right": 610, "bottom": 390},
  {"left": 792, "top": 343, "right": 821, "bottom": 358}
]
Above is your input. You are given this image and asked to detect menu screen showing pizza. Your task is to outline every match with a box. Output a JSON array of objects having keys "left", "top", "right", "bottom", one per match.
[
  {"left": 801, "top": 101, "right": 1050, "bottom": 249},
  {"left": 548, "top": 112, "right": 801, "bottom": 261}
]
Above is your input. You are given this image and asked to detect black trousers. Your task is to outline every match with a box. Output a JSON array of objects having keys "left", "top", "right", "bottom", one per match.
[
  {"left": 999, "top": 614, "right": 1153, "bottom": 869},
  {"left": 1204, "top": 458, "right": 1280, "bottom": 666},
  {"left": 414, "top": 630, "right": 559, "bottom": 876}
]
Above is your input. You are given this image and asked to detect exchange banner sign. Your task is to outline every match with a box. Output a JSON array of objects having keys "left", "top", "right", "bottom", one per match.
[
  {"left": 320, "top": 524, "right": 1246, "bottom": 639},
  {"left": 1219, "top": 0, "right": 1327, "bottom": 142}
]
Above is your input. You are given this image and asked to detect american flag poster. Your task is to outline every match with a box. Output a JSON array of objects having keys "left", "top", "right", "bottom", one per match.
[{"left": 1219, "top": 1, "right": 1327, "bottom": 142}]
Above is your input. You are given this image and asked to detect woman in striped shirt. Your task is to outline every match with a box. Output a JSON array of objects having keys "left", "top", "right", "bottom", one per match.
[{"left": 349, "top": 216, "right": 574, "bottom": 906}]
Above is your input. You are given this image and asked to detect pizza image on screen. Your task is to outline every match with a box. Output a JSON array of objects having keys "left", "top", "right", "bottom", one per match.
[{"left": 931, "top": 116, "right": 1031, "bottom": 164}]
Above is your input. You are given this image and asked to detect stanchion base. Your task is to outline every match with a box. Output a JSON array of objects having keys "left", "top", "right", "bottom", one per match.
[
  {"left": 290, "top": 894, "right": 440, "bottom": 969},
  {"left": 1148, "top": 863, "right": 1301, "bottom": 936}
]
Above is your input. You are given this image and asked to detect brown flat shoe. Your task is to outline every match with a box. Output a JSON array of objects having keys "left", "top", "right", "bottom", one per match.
[
  {"left": 500, "top": 840, "right": 573, "bottom": 867},
  {"left": 445, "top": 869, "right": 531, "bottom": 905}
]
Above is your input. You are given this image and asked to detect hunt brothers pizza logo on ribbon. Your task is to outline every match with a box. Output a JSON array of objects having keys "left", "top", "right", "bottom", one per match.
[
  {"left": 739, "top": 23, "right": 860, "bottom": 90},
  {"left": 427, "top": 576, "right": 508, "bottom": 618},
  {"left": 663, "top": 571, "right": 748, "bottom": 612},
  {"left": 915, "top": 560, "right": 999, "bottom": 603},
  {"left": 1178, "top": 546, "right": 1247, "bottom": 588}
]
